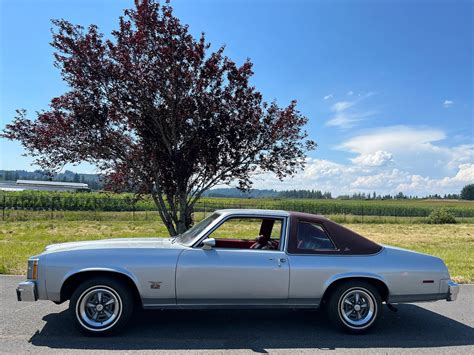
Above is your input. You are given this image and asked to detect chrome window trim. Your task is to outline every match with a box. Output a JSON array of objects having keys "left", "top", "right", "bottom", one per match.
[
  {"left": 192, "top": 214, "right": 288, "bottom": 252},
  {"left": 296, "top": 221, "right": 337, "bottom": 252},
  {"left": 284, "top": 247, "right": 385, "bottom": 257},
  {"left": 286, "top": 219, "right": 340, "bottom": 255},
  {"left": 283, "top": 214, "right": 290, "bottom": 252},
  {"left": 179, "top": 212, "right": 223, "bottom": 247}
]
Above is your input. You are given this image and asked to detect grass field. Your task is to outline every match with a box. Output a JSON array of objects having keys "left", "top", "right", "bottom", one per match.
[{"left": 0, "top": 213, "right": 472, "bottom": 283}]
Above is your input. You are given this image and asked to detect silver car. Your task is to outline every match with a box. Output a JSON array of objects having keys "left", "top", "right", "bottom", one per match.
[{"left": 16, "top": 209, "right": 459, "bottom": 335}]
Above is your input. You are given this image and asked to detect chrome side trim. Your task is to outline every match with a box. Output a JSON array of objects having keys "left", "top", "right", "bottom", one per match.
[
  {"left": 142, "top": 298, "right": 176, "bottom": 306},
  {"left": 192, "top": 214, "right": 288, "bottom": 251},
  {"left": 142, "top": 298, "right": 321, "bottom": 309},
  {"left": 143, "top": 305, "right": 319, "bottom": 310}
]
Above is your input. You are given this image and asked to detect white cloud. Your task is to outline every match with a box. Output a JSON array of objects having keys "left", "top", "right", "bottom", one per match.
[
  {"left": 323, "top": 94, "right": 333, "bottom": 100},
  {"left": 347, "top": 90, "right": 354, "bottom": 96},
  {"left": 326, "top": 111, "right": 376, "bottom": 129},
  {"left": 250, "top": 158, "right": 472, "bottom": 196},
  {"left": 331, "top": 101, "right": 353, "bottom": 112},
  {"left": 443, "top": 100, "right": 454, "bottom": 108},
  {"left": 351, "top": 150, "right": 393, "bottom": 167},
  {"left": 325, "top": 92, "right": 375, "bottom": 129},
  {"left": 396, "top": 164, "right": 474, "bottom": 195},
  {"left": 247, "top": 126, "right": 473, "bottom": 196},
  {"left": 452, "top": 163, "right": 474, "bottom": 181},
  {"left": 301, "top": 158, "right": 349, "bottom": 179},
  {"left": 350, "top": 169, "right": 407, "bottom": 190},
  {"left": 339, "top": 125, "right": 446, "bottom": 155},
  {"left": 338, "top": 125, "right": 474, "bottom": 178}
]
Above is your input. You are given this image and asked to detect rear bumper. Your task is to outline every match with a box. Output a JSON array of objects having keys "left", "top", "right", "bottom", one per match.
[
  {"left": 16, "top": 281, "right": 38, "bottom": 302},
  {"left": 447, "top": 280, "right": 459, "bottom": 301}
]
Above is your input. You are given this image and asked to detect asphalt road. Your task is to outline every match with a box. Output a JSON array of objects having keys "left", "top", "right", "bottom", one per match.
[{"left": 1, "top": 275, "right": 473, "bottom": 354}]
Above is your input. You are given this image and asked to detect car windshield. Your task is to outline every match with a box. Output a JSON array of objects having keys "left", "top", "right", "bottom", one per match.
[{"left": 174, "top": 213, "right": 221, "bottom": 246}]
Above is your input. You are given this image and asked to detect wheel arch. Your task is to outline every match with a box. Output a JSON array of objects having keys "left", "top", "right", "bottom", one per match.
[
  {"left": 321, "top": 273, "right": 390, "bottom": 304},
  {"left": 60, "top": 268, "right": 142, "bottom": 306}
]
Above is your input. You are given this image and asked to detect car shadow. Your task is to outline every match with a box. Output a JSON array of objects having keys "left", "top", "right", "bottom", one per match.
[{"left": 30, "top": 304, "right": 474, "bottom": 352}]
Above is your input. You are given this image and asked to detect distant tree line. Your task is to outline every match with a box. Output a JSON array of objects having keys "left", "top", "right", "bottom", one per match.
[
  {"left": 206, "top": 189, "right": 470, "bottom": 200},
  {"left": 279, "top": 189, "right": 332, "bottom": 199},
  {"left": 336, "top": 191, "right": 463, "bottom": 200},
  {"left": 461, "top": 184, "right": 474, "bottom": 200},
  {"left": 1, "top": 170, "right": 472, "bottom": 201}
]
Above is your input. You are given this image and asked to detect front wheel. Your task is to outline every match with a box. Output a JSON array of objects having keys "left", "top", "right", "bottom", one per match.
[
  {"left": 328, "top": 281, "right": 382, "bottom": 334},
  {"left": 70, "top": 277, "right": 134, "bottom": 335}
]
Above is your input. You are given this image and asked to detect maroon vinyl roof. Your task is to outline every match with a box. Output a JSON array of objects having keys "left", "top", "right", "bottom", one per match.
[{"left": 287, "top": 211, "right": 383, "bottom": 255}]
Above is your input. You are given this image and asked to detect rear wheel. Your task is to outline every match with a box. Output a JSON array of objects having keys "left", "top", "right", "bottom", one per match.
[
  {"left": 328, "top": 281, "right": 381, "bottom": 334},
  {"left": 70, "top": 277, "right": 134, "bottom": 335}
]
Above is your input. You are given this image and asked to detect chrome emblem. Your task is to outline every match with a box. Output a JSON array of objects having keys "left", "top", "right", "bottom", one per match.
[{"left": 149, "top": 281, "right": 162, "bottom": 289}]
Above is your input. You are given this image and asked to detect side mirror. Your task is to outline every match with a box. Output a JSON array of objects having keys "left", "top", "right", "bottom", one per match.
[{"left": 202, "top": 238, "right": 216, "bottom": 250}]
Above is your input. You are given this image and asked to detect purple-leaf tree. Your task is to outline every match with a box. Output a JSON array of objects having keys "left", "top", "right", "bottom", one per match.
[{"left": 2, "top": 0, "right": 315, "bottom": 235}]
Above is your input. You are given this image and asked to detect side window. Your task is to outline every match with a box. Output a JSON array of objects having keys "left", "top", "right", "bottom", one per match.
[
  {"left": 289, "top": 221, "right": 336, "bottom": 253},
  {"left": 210, "top": 218, "right": 262, "bottom": 240},
  {"left": 207, "top": 217, "right": 283, "bottom": 250}
]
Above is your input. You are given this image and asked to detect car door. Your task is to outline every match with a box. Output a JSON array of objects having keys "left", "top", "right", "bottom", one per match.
[
  {"left": 286, "top": 217, "right": 341, "bottom": 305},
  {"left": 176, "top": 248, "right": 289, "bottom": 304},
  {"left": 175, "top": 215, "right": 290, "bottom": 305}
]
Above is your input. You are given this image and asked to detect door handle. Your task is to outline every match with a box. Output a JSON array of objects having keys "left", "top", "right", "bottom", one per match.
[{"left": 269, "top": 257, "right": 287, "bottom": 267}]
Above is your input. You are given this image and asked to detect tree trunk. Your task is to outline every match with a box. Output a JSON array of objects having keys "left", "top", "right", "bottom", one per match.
[
  {"left": 151, "top": 191, "right": 194, "bottom": 236},
  {"left": 176, "top": 192, "right": 189, "bottom": 234},
  {"left": 151, "top": 192, "right": 177, "bottom": 236}
]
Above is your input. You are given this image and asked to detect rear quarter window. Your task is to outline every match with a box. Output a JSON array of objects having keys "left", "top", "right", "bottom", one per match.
[{"left": 288, "top": 221, "right": 336, "bottom": 254}]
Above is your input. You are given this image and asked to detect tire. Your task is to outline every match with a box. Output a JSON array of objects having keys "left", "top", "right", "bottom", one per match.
[
  {"left": 327, "top": 281, "right": 382, "bottom": 334},
  {"left": 69, "top": 277, "right": 134, "bottom": 335}
]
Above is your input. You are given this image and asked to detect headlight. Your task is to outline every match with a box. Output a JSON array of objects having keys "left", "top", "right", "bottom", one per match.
[{"left": 27, "top": 259, "right": 39, "bottom": 280}]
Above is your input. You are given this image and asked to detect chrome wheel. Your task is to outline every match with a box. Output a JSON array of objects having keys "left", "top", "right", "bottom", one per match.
[
  {"left": 76, "top": 285, "right": 122, "bottom": 332},
  {"left": 338, "top": 288, "right": 376, "bottom": 329}
]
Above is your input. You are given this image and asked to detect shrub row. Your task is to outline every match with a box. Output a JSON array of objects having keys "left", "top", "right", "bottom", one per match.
[{"left": 1, "top": 192, "right": 473, "bottom": 217}]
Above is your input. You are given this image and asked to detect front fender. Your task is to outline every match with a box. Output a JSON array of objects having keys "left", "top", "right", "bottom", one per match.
[
  {"left": 61, "top": 266, "right": 142, "bottom": 294},
  {"left": 45, "top": 265, "right": 142, "bottom": 302},
  {"left": 43, "top": 248, "right": 181, "bottom": 303}
]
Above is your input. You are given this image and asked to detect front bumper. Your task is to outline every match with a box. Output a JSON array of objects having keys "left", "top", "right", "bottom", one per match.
[
  {"left": 16, "top": 281, "right": 38, "bottom": 302},
  {"left": 447, "top": 280, "right": 460, "bottom": 301}
]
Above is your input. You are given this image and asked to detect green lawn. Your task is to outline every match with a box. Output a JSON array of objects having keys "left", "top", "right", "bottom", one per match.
[{"left": 1, "top": 217, "right": 472, "bottom": 283}]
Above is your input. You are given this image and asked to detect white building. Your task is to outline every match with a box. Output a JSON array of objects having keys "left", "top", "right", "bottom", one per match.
[{"left": 0, "top": 180, "right": 89, "bottom": 192}]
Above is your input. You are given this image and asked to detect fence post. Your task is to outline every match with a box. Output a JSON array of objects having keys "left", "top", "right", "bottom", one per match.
[
  {"left": 50, "top": 196, "right": 54, "bottom": 219},
  {"left": 2, "top": 195, "right": 5, "bottom": 220}
]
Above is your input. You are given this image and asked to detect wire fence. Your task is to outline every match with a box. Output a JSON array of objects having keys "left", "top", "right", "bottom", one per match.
[{"left": 1, "top": 193, "right": 473, "bottom": 221}]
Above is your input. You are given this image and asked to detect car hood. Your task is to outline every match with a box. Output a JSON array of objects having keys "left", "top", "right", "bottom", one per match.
[{"left": 43, "top": 237, "right": 184, "bottom": 254}]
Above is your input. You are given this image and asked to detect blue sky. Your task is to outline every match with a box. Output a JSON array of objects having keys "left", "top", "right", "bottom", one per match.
[{"left": 1, "top": 0, "right": 472, "bottom": 195}]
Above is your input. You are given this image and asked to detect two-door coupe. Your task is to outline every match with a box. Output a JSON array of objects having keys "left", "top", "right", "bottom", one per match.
[{"left": 16, "top": 209, "right": 459, "bottom": 334}]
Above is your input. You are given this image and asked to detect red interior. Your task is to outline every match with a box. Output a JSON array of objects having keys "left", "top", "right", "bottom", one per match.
[
  {"left": 214, "top": 239, "right": 255, "bottom": 249},
  {"left": 214, "top": 238, "right": 279, "bottom": 249},
  {"left": 211, "top": 219, "right": 281, "bottom": 250}
]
